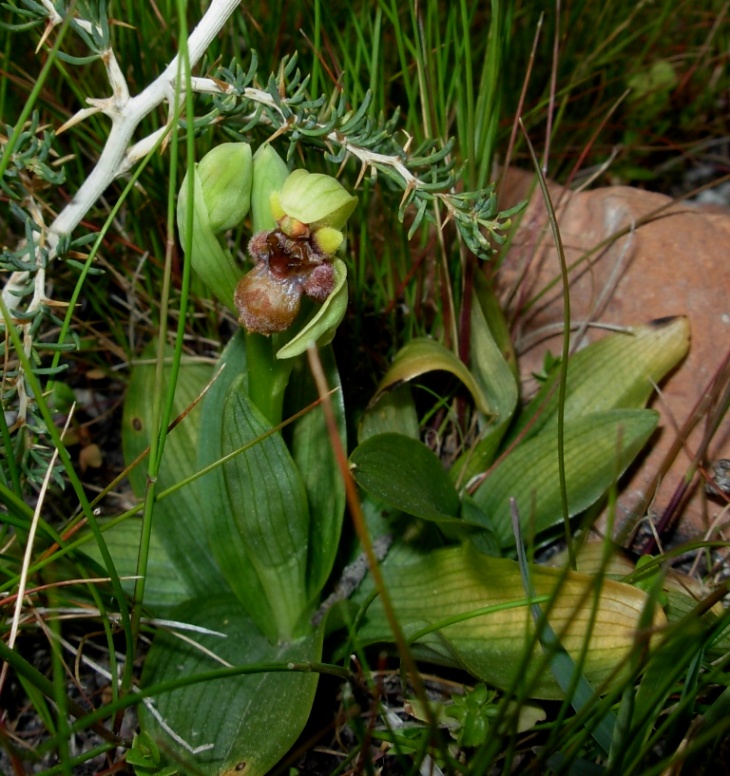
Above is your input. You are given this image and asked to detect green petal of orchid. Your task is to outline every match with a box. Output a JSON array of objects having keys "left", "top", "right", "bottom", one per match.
[
  {"left": 313, "top": 226, "right": 344, "bottom": 255},
  {"left": 277, "top": 169, "right": 358, "bottom": 230},
  {"left": 276, "top": 259, "right": 348, "bottom": 359}
]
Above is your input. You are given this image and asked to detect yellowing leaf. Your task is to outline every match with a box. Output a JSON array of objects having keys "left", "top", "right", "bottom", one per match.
[
  {"left": 357, "top": 545, "right": 666, "bottom": 699},
  {"left": 370, "top": 338, "right": 493, "bottom": 416}
]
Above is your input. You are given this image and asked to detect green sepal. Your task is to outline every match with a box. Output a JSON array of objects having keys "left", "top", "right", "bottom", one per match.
[
  {"left": 195, "top": 142, "right": 253, "bottom": 233},
  {"left": 177, "top": 165, "right": 241, "bottom": 311},
  {"left": 251, "top": 144, "right": 290, "bottom": 233}
]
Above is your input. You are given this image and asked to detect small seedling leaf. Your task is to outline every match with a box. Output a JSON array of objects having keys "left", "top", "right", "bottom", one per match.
[{"left": 350, "top": 432, "right": 461, "bottom": 523}]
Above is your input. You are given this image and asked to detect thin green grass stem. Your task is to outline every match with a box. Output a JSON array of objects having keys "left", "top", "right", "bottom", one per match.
[
  {"left": 48, "top": 589, "right": 70, "bottom": 776},
  {"left": 0, "top": 14, "right": 71, "bottom": 181},
  {"left": 519, "top": 118, "right": 575, "bottom": 569},
  {"left": 132, "top": 0, "right": 192, "bottom": 641}
]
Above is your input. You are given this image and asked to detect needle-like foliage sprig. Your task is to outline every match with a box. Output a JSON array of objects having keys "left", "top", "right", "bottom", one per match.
[{"left": 0, "top": 0, "right": 517, "bottom": 490}]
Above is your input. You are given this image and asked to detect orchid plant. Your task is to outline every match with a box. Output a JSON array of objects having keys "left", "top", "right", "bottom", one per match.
[
  {"left": 112, "top": 142, "right": 357, "bottom": 772},
  {"left": 3, "top": 2, "right": 729, "bottom": 775},
  {"left": 114, "top": 141, "right": 710, "bottom": 775}
]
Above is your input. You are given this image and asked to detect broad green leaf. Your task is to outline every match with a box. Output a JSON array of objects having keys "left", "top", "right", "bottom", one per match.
[
  {"left": 196, "top": 333, "right": 276, "bottom": 639},
  {"left": 553, "top": 541, "right": 730, "bottom": 659},
  {"left": 81, "top": 518, "right": 193, "bottom": 612},
  {"left": 358, "top": 384, "right": 420, "bottom": 443},
  {"left": 370, "top": 338, "right": 493, "bottom": 416},
  {"left": 509, "top": 316, "right": 689, "bottom": 444},
  {"left": 460, "top": 496, "right": 501, "bottom": 556},
  {"left": 473, "top": 409, "right": 659, "bottom": 546},
  {"left": 284, "top": 345, "right": 346, "bottom": 600},
  {"left": 356, "top": 545, "right": 666, "bottom": 700},
  {"left": 220, "top": 379, "right": 310, "bottom": 641},
  {"left": 350, "top": 433, "right": 461, "bottom": 523},
  {"left": 141, "top": 594, "right": 322, "bottom": 776},
  {"left": 122, "top": 346, "right": 228, "bottom": 599},
  {"left": 452, "top": 274, "right": 520, "bottom": 484}
]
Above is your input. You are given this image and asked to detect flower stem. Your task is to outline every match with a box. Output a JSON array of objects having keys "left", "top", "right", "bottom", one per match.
[{"left": 245, "top": 332, "right": 295, "bottom": 426}]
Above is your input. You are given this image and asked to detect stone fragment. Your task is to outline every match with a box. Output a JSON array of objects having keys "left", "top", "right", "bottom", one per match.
[{"left": 497, "top": 168, "right": 730, "bottom": 543}]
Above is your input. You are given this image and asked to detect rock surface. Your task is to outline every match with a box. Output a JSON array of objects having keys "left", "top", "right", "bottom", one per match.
[{"left": 497, "top": 168, "right": 730, "bottom": 544}]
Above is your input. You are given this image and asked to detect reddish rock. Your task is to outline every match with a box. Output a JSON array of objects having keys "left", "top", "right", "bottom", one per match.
[{"left": 497, "top": 168, "right": 730, "bottom": 544}]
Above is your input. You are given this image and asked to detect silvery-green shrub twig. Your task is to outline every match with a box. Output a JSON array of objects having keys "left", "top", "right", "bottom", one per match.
[
  {"left": 1, "top": 0, "right": 241, "bottom": 478},
  {"left": 1, "top": 0, "right": 518, "bottom": 487}
]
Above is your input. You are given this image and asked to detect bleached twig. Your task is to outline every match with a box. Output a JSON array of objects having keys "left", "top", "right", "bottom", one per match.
[
  {"left": 1, "top": 0, "right": 242, "bottom": 422},
  {"left": 2, "top": 0, "right": 242, "bottom": 314},
  {"left": 47, "top": 0, "right": 241, "bottom": 249}
]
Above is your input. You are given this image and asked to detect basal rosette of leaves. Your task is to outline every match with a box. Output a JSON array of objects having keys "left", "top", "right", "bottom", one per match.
[
  {"left": 107, "top": 144, "right": 705, "bottom": 774},
  {"left": 348, "top": 293, "right": 700, "bottom": 714}
]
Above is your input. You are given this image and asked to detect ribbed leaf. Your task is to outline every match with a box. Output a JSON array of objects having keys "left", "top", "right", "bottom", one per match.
[
  {"left": 559, "top": 541, "right": 730, "bottom": 659},
  {"left": 473, "top": 409, "right": 659, "bottom": 546},
  {"left": 453, "top": 274, "right": 519, "bottom": 483},
  {"left": 358, "top": 384, "right": 420, "bottom": 443},
  {"left": 196, "top": 333, "right": 277, "bottom": 637},
  {"left": 81, "top": 518, "right": 193, "bottom": 612},
  {"left": 357, "top": 545, "right": 666, "bottom": 700},
  {"left": 284, "top": 346, "right": 346, "bottom": 600},
  {"left": 122, "top": 347, "right": 228, "bottom": 600},
  {"left": 510, "top": 316, "right": 689, "bottom": 444},
  {"left": 141, "top": 595, "right": 322, "bottom": 776},
  {"left": 218, "top": 379, "right": 310, "bottom": 641}
]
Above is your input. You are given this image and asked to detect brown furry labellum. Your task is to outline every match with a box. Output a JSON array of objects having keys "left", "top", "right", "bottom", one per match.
[{"left": 234, "top": 229, "right": 336, "bottom": 335}]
